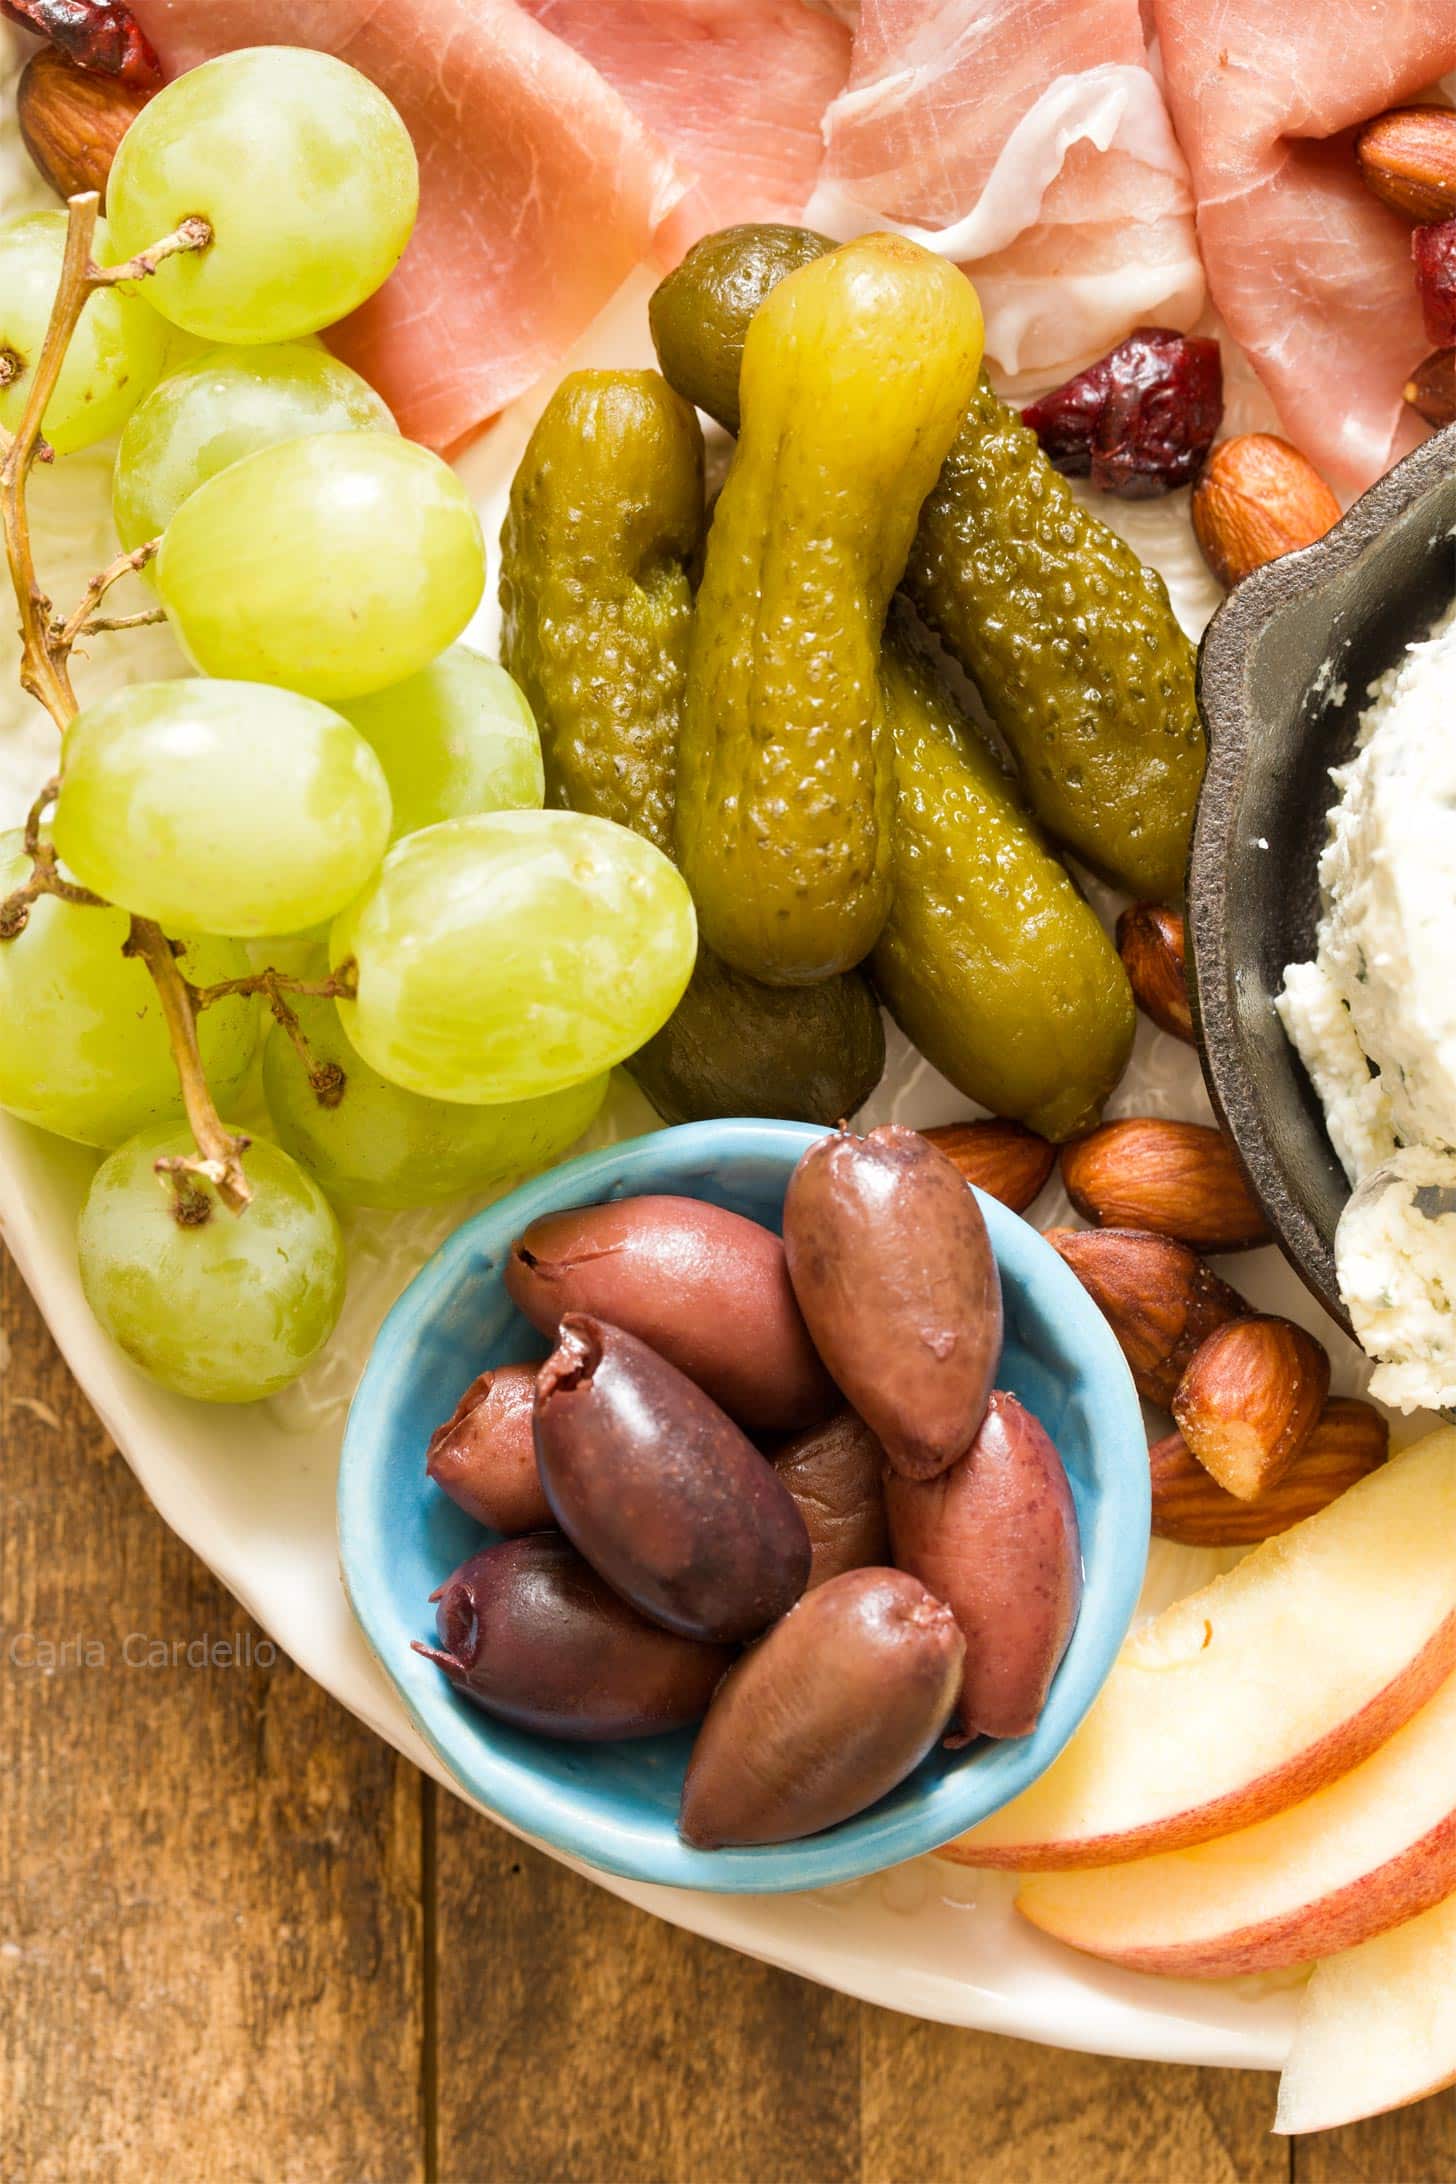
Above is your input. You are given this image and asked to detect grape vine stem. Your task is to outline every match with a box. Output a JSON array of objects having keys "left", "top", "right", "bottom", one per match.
[
  {"left": 0, "top": 191, "right": 255, "bottom": 1208},
  {"left": 52, "top": 534, "right": 161, "bottom": 659}
]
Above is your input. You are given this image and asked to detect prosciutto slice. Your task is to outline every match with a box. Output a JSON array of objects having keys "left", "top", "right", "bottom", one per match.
[
  {"left": 131, "top": 0, "right": 684, "bottom": 450},
  {"left": 1153, "top": 0, "right": 1456, "bottom": 497},
  {"left": 518, "top": 0, "right": 851, "bottom": 257},
  {"left": 811, "top": 0, "right": 1203, "bottom": 381}
]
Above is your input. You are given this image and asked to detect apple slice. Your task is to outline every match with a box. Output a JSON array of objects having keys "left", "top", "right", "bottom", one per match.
[
  {"left": 1015, "top": 1661, "right": 1456, "bottom": 1975},
  {"left": 945, "top": 1429, "right": 1456, "bottom": 1869},
  {"left": 1275, "top": 1892, "right": 1456, "bottom": 2134}
]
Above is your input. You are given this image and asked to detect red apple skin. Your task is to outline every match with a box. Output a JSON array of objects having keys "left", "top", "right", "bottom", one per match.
[{"left": 885, "top": 1391, "right": 1081, "bottom": 1741}]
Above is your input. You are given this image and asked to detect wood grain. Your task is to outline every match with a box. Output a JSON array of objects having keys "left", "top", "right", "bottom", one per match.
[{"left": 4, "top": 1241, "right": 1454, "bottom": 2182}]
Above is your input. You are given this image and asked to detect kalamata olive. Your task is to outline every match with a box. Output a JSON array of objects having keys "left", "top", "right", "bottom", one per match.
[
  {"left": 774, "top": 1410, "right": 889, "bottom": 1589},
  {"left": 412, "top": 1535, "right": 733, "bottom": 1740},
  {"left": 534, "top": 1315, "right": 811, "bottom": 1642},
  {"left": 885, "top": 1390, "right": 1082, "bottom": 1741},
  {"left": 505, "top": 1194, "right": 836, "bottom": 1433},
  {"left": 678, "top": 1567, "right": 964, "bottom": 1847},
  {"left": 425, "top": 1364, "right": 550, "bottom": 1533},
  {"left": 782, "top": 1125, "right": 1003, "bottom": 1479}
]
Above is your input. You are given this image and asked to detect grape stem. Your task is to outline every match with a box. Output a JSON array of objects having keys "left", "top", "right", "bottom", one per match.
[
  {"left": 51, "top": 535, "right": 161, "bottom": 659},
  {"left": 190, "top": 966, "right": 356, "bottom": 1110},
  {"left": 0, "top": 191, "right": 254, "bottom": 1208}
]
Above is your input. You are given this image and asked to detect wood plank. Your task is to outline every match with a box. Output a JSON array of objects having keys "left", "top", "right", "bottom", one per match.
[
  {"left": 861, "top": 2011, "right": 1288, "bottom": 2184},
  {"left": 1294, "top": 2089, "right": 1456, "bottom": 2183},
  {"left": 433, "top": 1817, "right": 862, "bottom": 2184},
  {"left": 0, "top": 1252, "right": 426, "bottom": 2184}
]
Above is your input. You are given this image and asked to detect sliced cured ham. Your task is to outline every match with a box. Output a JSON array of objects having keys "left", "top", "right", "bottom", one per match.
[
  {"left": 131, "top": 0, "right": 684, "bottom": 450},
  {"left": 811, "top": 0, "right": 1203, "bottom": 381},
  {"left": 519, "top": 0, "right": 850, "bottom": 257},
  {"left": 1153, "top": 0, "right": 1456, "bottom": 496}
]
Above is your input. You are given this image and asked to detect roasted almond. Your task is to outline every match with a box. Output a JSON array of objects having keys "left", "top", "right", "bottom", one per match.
[
  {"left": 1060, "top": 1118, "right": 1270, "bottom": 1253},
  {"left": 1149, "top": 1398, "right": 1389, "bottom": 1546},
  {"left": 922, "top": 1118, "right": 1056, "bottom": 1214},
  {"left": 1405, "top": 347, "right": 1456, "bottom": 427},
  {"left": 1115, "top": 904, "right": 1193, "bottom": 1043},
  {"left": 18, "top": 45, "right": 153, "bottom": 206},
  {"left": 1355, "top": 106, "right": 1456, "bottom": 223},
  {"left": 1043, "top": 1227, "right": 1249, "bottom": 1409},
  {"left": 1171, "top": 1316, "right": 1331, "bottom": 1502},
  {"left": 1191, "top": 434, "right": 1342, "bottom": 590}
]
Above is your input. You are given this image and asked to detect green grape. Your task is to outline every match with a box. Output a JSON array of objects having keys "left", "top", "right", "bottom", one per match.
[
  {"left": 0, "top": 211, "right": 165, "bottom": 454},
  {"left": 113, "top": 341, "right": 396, "bottom": 560},
  {"left": 263, "top": 992, "right": 606, "bottom": 1209},
  {"left": 0, "top": 835, "right": 255, "bottom": 1147},
  {"left": 330, "top": 811, "right": 696, "bottom": 1104},
  {"left": 53, "top": 679, "right": 392, "bottom": 938},
  {"left": 341, "top": 647, "right": 544, "bottom": 840},
  {"left": 156, "top": 435, "right": 486, "bottom": 702},
  {"left": 107, "top": 48, "right": 419, "bottom": 346},
  {"left": 77, "top": 1125, "right": 346, "bottom": 1403}
]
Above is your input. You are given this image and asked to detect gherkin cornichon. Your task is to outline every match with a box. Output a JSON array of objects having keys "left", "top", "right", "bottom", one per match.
[{"left": 499, "top": 367, "right": 884, "bottom": 1127}]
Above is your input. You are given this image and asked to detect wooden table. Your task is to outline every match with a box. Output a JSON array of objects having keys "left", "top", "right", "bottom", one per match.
[{"left": 3, "top": 1251, "right": 1453, "bottom": 2183}]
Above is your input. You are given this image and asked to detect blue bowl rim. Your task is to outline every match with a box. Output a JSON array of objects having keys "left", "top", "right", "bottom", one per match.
[{"left": 338, "top": 1118, "right": 1149, "bottom": 1894}]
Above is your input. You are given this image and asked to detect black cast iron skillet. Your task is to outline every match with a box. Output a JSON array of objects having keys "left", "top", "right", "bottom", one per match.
[{"left": 1188, "top": 420, "right": 1456, "bottom": 1335}]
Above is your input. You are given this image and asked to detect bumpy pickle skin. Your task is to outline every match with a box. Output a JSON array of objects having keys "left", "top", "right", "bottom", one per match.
[
  {"left": 651, "top": 226, "right": 1203, "bottom": 905},
  {"left": 905, "top": 378, "right": 1203, "bottom": 903},
  {"left": 499, "top": 369, "right": 885, "bottom": 1124},
  {"left": 499, "top": 370, "right": 703, "bottom": 852},
  {"left": 874, "top": 633, "right": 1134, "bottom": 1142},
  {"left": 676, "top": 235, "right": 985, "bottom": 986}
]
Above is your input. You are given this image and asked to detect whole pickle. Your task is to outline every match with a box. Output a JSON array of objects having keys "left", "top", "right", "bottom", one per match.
[
  {"left": 414, "top": 1536, "right": 733, "bottom": 1740},
  {"left": 534, "top": 1316, "right": 811, "bottom": 1643},
  {"left": 506, "top": 1193, "right": 836, "bottom": 1433},
  {"left": 650, "top": 225, "right": 1202, "bottom": 901},
  {"left": 677, "top": 235, "right": 985, "bottom": 985},
  {"left": 426, "top": 1364, "right": 550, "bottom": 1535},
  {"left": 678, "top": 1568, "right": 963, "bottom": 1847},
  {"left": 873, "top": 630, "right": 1134, "bottom": 1141},
  {"left": 885, "top": 1391, "right": 1082, "bottom": 1741},
  {"left": 773, "top": 1410, "right": 889, "bottom": 1590},
  {"left": 499, "top": 368, "right": 884, "bottom": 1126},
  {"left": 783, "top": 1126, "right": 1002, "bottom": 1480},
  {"left": 648, "top": 223, "right": 833, "bottom": 434}
]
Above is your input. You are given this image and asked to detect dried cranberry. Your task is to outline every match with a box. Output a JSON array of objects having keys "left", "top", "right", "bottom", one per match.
[
  {"left": 1413, "top": 220, "right": 1456, "bottom": 350},
  {"left": 1020, "top": 328, "right": 1224, "bottom": 499},
  {"left": 0, "top": 1, "right": 162, "bottom": 87}
]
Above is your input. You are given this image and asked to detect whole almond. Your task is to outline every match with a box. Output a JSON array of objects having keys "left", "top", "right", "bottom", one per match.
[
  {"left": 1044, "top": 1227, "right": 1249, "bottom": 1408},
  {"left": 1355, "top": 106, "right": 1456, "bottom": 222},
  {"left": 1149, "top": 1398, "right": 1389, "bottom": 1545},
  {"left": 1115, "top": 905, "right": 1193, "bottom": 1043},
  {"left": 1060, "top": 1118, "right": 1270, "bottom": 1252},
  {"left": 1191, "top": 435, "right": 1342, "bottom": 590},
  {"left": 1413, "top": 219, "right": 1456, "bottom": 348},
  {"left": 1405, "top": 348, "right": 1456, "bottom": 427},
  {"left": 1171, "top": 1315, "right": 1331, "bottom": 1502},
  {"left": 922, "top": 1118, "right": 1056, "bottom": 1214},
  {"left": 18, "top": 46, "right": 153, "bottom": 207}
]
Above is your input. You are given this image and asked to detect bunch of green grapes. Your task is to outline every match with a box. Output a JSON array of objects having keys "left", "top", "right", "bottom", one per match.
[{"left": 0, "top": 48, "right": 696, "bottom": 1405}]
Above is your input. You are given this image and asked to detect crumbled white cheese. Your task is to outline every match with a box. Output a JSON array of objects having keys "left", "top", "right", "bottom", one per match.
[
  {"left": 1282, "top": 596, "right": 1456, "bottom": 1410},
  {"left": 1337, "top": 1148, "right": 1456, "bottom": 1413}
]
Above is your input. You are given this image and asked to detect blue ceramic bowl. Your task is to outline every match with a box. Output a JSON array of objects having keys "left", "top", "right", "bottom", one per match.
[{"left": 339, "top": 1119, "right": 1148, "bottom": 1893}]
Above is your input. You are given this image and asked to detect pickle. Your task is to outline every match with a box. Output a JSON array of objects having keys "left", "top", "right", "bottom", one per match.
[
  {"left": 500, "top": 369, "right": 884, "bottom": 1124},
  {"left": 906, "top": 382, "right": 1202, "bottom": 902},
  {"left": 874, "top": 631, "right": 1134, "bottom": 1141},
  {"left": 651, "top": 226, "right": 1203, "bottom": 903},
  {"left": 677, "top": 235, "right": 984, "bottom": 986}
]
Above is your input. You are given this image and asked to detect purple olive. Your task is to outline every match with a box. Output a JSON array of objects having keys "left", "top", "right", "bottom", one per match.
[
  {"left": 505, "top": 1193, "right": 837, "bottom": 1432},
  {"left": 425, "top": 1364, "right": 550, "bottom": 1533},
  {"left": 413, "top": 1535, "right": 733, "bottom": 1740},
  {"left": 783, "top": 1125, "right": 1003, "bottom": 1479},
  {"left": 885, "top": 1391, "right": 1082, "bottom": 1742},
  {"left": 534, "top": 1315, "right": 810, "bottom": 1642},
  {"left": 773, "top": 1410, "right": 889, "bottom": 1589},
  {"left": 678, "top": 1567, "right": 964, "bottom": 1848}
]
